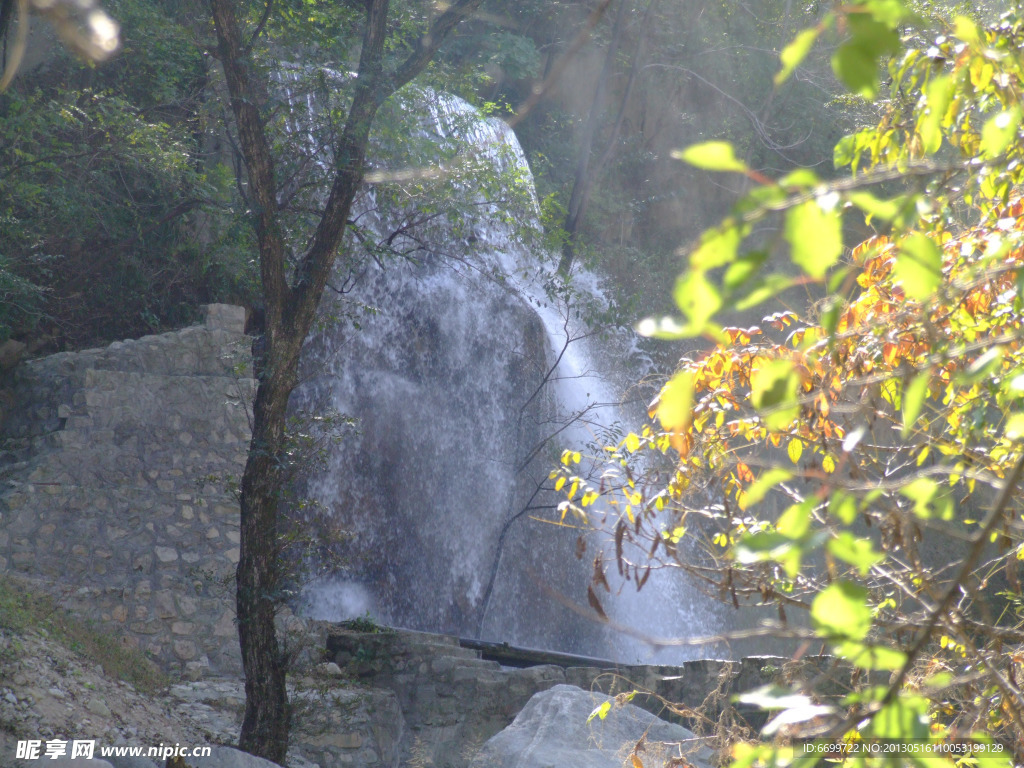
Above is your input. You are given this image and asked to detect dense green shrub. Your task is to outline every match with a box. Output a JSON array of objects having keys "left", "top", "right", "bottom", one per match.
[{"left": 0, "top": 0, "right": 256, "bottom": 349}]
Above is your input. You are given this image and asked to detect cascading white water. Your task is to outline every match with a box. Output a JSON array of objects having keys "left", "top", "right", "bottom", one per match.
[{"left": 284, "top": 76, "right": 726, "bottom": 660}]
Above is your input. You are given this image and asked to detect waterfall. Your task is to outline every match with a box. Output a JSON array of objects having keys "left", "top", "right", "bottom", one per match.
[{"left": 283, "top": 75, "right": 725, "bottom": 660}]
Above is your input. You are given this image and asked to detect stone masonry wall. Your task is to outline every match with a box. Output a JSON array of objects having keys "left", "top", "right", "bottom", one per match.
[{"left": 0, "top": 305, "right": 254, "bottom": 676}]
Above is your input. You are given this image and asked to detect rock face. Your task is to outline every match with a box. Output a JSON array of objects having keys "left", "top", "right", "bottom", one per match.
[
  {"left": 0, "top": 304, "right": 253, "bottom": 674},
  {"left": 469, "top": 684, "right": 712, "bottom": 768}
]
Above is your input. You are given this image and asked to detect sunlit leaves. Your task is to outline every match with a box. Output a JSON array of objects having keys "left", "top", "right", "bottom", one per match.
[
  {"left": 673, "top": 141, "right": 748, "bottom": 173},
  {"left": 750, "top": 359, "right": 801, "bottom": 431},
  {"left": 692, "top": 222, "right": 744, "bottom": 270},
  {"left": 981, "top": 107, "right": 1022, "bottom": 159},
  {"left": 776, "top": 499, "right": 813, "bottom": 539},
  {"left": 830, "top": 14, "right": 901, "bottom": 98},
  {"left": 786, "top": 438, "right": 803, "bottom": 464},
  {"left": 827, "top": 532, "right": 884, "bottom": 575},
  {"left": 917, "top": 75, "right": 954, "bottom": 156},
  {"left": 900, "top": 477, "right": 953, "bottom": 520},
  {"left": 869, "top": 694, "right": 931, "bottom": 740},
  {"left": 811, "top": 581, "right": 871, "bottom": 640},
  {"left": 847, "top": 191, "right": 904, "bottom": 222},
  {"left": 735, "top": 531, "right": 801, "bottom": 577},
  {"left": 834, "top": 641, "right": 907, "bottom": 671},
  {"left": 654, "top": 371, "right": 695, "bottom": 455},
  {"left": 901, "top": 371, "right": 931, "bottom": 438},
  {"left": 741, "top": 469, "right": 793, "bottom": 511},
  {"left": 567, "top": 5, "right": 1024, "bottom": 757},
  {"left": 673, "top": 270, "right": 721, "bottom": 333},
  {"left": 587, "top": 700, "right": 612, "bottom": 723},
  {"left": 774, "top": 27, "right": 822, "bottom": 87},
  {"left": 785, "top": 197, "right": 842, "bottom": 279},
  {"left": 893, "top": 234, "right": 943, "bottom": 300}
]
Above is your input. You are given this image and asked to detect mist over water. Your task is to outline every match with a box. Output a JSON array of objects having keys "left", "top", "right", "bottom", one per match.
[{"left": 288, "top": 83, "right": 729, "bottom": 662}]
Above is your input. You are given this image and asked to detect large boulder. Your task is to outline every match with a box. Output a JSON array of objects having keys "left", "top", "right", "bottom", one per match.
[{"left": 469, "top": 684, "right": 713, "bottom": 768}]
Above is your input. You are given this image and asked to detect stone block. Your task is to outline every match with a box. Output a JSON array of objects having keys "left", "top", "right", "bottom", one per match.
[
  {"left": 154, "top": 590, "right": 177, "bottom": 619},
  {"left": 213, "top": 611, "right": 236, "bottom": 637},
  {"left": 176, "top": 594, "right": 198, "bottom": 616},
  {"left": 309, "top": 732, "right": 363, "bottom": 750},
  {"left": 204, "top": 304, "right": 247, "bottom": 334},
  {"left": 173, "top": 640, "right": 198, "bottom": 660},
  {"left": 129, "top": 620, "right": 161, "bottom": 635},
  {"left": 154, "top": 546, "right": 178, "bottom": 563}
]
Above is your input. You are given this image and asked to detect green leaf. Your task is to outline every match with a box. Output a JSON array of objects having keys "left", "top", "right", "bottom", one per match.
[
  {"left": 673, "top": 271, "right": 721, "bottom": 330},
  {"left": 833, "top": 641, "right": 907, "bottom": 671},
  {"left": 785, "top": 197, "right": 842, "bottom": 279},
  {"left": 735, "top": 531, "right": 795, "bottom": 564},
  {"left": 723, "top": 250, "right": 769, "bottom": 291},
  {"left": 827, "top": 532, "right": 884, "bottom": 575},
  {"left": 750, "top": 359, "right": 801, "bottom": 431},
  {"left": 831, "top": 15, "right": 901, "bottom": 98},
  {"left": 900, "top": 477, "right": 938, "bottom": 519},
  {"left": 917, "top": 75, "right": 954, "bottom": 155},
  {"left": 810, "top": 581, "right": 871, "bottom": 640},
  {"left": 833, "top": 133, "right": 856, "bottom": 168},
  {"left": 959, "top": 346, "right": 1004, "bottom": 384},
  {"left": 775, "top": 27, "right": 821, "bottom": 86},
  {"left": 829, "top": 491, "right": 857, "bottom": 524},
  {"left": 863, "top": 0, "right": 912, "bottom": 26},
  {"left": 777, "top": 499, "right": 814, "bottom": 540},
  {"left": 868, "top": 694, "right": 930, "bottom": 740},
  {"left": 981, "top": 106, "right": 1022, "bottom": 158},
  {"left": 901, "top": 371, "right": 931, "bottom": 438},
  {"left": 587, "top": 700, "right": 612, "bottom": 723},
  {"left": 734, "top": 274, "right": 799, "bottom": 311},
  {"left": 692, "top": 222, "right": 744, "bottom": 269},
  {"left": 954, "top": 15, "right": 981, "bottom": 45},
  {"left": 847, "top": 191, "right": 903, "bottom": 222},
  {"left": 743, "top": 469, "right": 794, "bottom": 509},
  {"left": 779, "top": 168, "right": 819, "bottom": 189},
  {"left": 1004, "top": 413, "right": 1024, "bottom": 440},
  {"left": 894, "top": 234, "right": 943, "bottom": 301},
  {"left": 673, "top": 141, "right": 748, "bottom": 172}
]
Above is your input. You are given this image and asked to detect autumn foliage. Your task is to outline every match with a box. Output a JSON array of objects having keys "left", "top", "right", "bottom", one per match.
[{"left": 554, "top": 3, "right": 1024, "bottom": 765}]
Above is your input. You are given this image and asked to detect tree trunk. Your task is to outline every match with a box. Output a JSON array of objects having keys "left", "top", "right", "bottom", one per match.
[
  {"left": 557, "top": 0, "right": 656, "bottom": 277},
  {"left": 208, "top": 0, "right": 485, "bottom": 760},
  {"left": 557, "top": 0, "right": 630, "bottom": 276},
  {"left": 236, "top": 344, "right": 296, "bottom": 763}
]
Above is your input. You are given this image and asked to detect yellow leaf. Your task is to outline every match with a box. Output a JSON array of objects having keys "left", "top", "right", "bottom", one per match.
[
  {"left": 656, "top": 371, "right": 695, "bottom": 432},
  {"left": 787, "top": 438, "right": 803, "bottom": 464}
]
